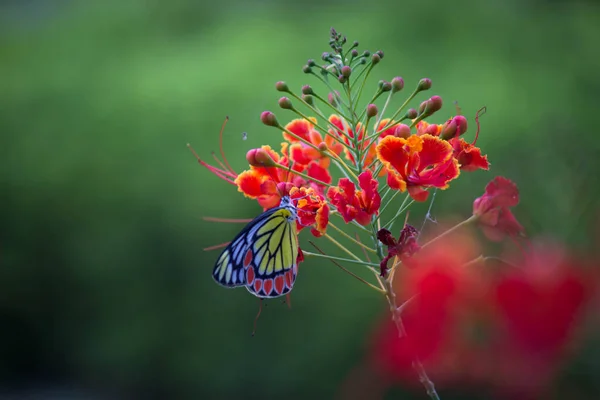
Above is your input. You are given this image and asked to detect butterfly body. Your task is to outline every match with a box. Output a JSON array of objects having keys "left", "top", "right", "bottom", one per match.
[{"left": 213, "top": 196, "right": 299, "bottom": 298}]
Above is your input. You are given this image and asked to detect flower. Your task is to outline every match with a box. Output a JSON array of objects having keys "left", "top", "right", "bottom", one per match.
[
  {"left": 377, "top": 224, "right": 420, "bottom": 277},
  {"left": 282, "top": 117, "right": 343, "bottom": 177},
  {"left": 235, "top": 145, "right": 297, "bottom": 209},
  {"left": 376, "top": 134, "right": 460, "bottom": 202},
  {"left": 450, "top": 138, "right": 490, "bottom": 171},
  {"left": 290, "top": 186, "right": 330, "bottom": 237},
  {"left": 364, "top": 238, "right": 595, "bottom": 398},
  {"left": 417, "top": 116, "right": 490, "bottom": 172},
  {"left": 327, "top": 170, "right": 381, "bottom": 226},
  {"left": 473, "top": 176, "right": 524, "bottom": 241}
]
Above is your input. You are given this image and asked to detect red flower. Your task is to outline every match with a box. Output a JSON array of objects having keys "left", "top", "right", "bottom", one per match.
[
  {"left": 365, "top": 238, "right": 595, "bottom": 398},
  {"left": 450, "top": 138, "right": 490, "bottom": 171},
  {"left": 326, "top": 170, "right": 381, "bottom": 226},
  {"left": 473, "top": 176, "right": 524, "bottom": 241},
  {"left": 282, "top": 117, "right": 343, "bottom": 186},
  {"left": 377, "top": 225, "right": 420, "bottom": 277},
  {"left": 235, "top": 145, "right": 296, "bottom": 209},
  {"left": 376, "top": 134, "right": 460, "bottom": 202},
  {"left": 289, "top": 186, "right": 330, "bottom": 237}
]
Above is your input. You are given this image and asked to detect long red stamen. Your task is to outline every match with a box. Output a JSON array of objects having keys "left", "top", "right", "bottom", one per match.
[
  {"left": 251, "top": 299, "right": 263, "bottom": 337},
  {"left": 203, "top": 217, "right": 254, "bottom": 223},
  {"left": 212, "top": 152, "right": 230, "bottom": 173},
  {"left": 187, "top": 143, "right": 237, "bottom": 183},
  {"left": 203, "top": 241, "right": 231, "bottom": 251},
  {"left": 472, "top": 106, "right": 487, "bottom": 145},
  {"left": 219, "top": 116, "right": 236, "bottom": 175}
]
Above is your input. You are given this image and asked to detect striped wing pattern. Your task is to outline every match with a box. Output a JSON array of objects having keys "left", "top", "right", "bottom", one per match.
[{"left": 212, "top": 198, "right": 299, "bottom": 298}]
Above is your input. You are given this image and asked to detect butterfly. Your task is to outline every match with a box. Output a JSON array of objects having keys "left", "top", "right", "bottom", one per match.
[{"left": 212, "top": 195, "right": 299, "bottom": 298}]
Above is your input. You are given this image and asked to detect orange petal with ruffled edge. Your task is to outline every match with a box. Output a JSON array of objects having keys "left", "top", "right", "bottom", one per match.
[
  {"left": 307, "top": 162, "right": 332, "bottom": 185},
  {"left": 235, "top": 169, "right": 266, "bottom": 198},
  {"left": 283, "top": 118, "right": 314, "bottom": 143},
  {"left": 417, "top": 134, "right": 453, "bottom": 171},
  {"left": 376, "top": 136, "right": 411, "bottom": 176},
  {"left": 311, "top": 204, "right": 329, "bottom": 237},
  {"left": 386, "top": 169, "right": 407, "bottom": 192}
]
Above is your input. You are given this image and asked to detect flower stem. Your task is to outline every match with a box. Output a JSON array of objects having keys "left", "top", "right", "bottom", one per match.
[
  {"left": 420, "top": 215, "right": 479, "bottom": 250},
  {"left": 273, "top": 163, "right": 332, "bottom": 188},
  {"left": 307, "top": 242, "right": 385, "bottom": 294},
  {"left": 302, "top": 250, "right": 380, "bottom": 268},
  {"left": 381, "top": 268, "right": 441, "bottom": 400},
  {"left": 328, "top": 221, "right": 377, "bottom": 253},
  {"left": 324, "top": 233, "right": 365, "bottom": 263}
]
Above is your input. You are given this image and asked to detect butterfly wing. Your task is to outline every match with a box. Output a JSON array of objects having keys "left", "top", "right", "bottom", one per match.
[
  {"left": 212, "top": 208, "right": 279, "bottom": 288},
  {"left": 245, "top": 206, "right": 299, "bottom": 298}
]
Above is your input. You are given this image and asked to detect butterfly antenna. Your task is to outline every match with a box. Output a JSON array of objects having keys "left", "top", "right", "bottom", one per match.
[{"left": 251, "top": 299, "right": 264, "bottom": 337}]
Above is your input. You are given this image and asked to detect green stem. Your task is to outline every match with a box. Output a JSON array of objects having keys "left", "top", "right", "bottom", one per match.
[
  {"left": 420, "top": 215, "right": 479, "bottom": 249},
  {"left": 302, "top": 250, "right": 380, "bottom": 268}
]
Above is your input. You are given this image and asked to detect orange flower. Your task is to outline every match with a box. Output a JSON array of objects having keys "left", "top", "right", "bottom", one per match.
[
  {"left": 376, "top": 134, "right": 460, "bottom": 202},
  {"left": 235, "top": 145, "right": 299, "bottom": 209},
  {"left": 327, "top": 170, "right": 381, "bottom": 226},
  {"left": 290, "top": 186, "right": 330, "bottom": 237}
]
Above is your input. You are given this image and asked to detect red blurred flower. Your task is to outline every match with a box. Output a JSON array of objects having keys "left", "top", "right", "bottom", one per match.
[
  {"left": 450, "top": 138, "right": 490, "bottom": 171},
  {"left": 289, "top": 186, "right": 330, "bottom": 237},
  {"left": 327, "top": 170, "right": 381, "bottom": 226},
  {"left": 364, "top": 238, "right": 596, "bottom": 398},
  {"left": 376, "top": 134, "right": 460, "bottom": 202},
  {"left": 473, "top": 176, "right": 524, "bottom": 241}
]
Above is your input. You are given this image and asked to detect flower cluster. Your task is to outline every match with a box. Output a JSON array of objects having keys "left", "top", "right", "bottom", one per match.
[{"left": 189, "top": 28, "right": 590, "bottom": 400}]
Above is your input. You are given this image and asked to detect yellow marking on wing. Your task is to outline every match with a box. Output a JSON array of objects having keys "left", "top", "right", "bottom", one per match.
[
  {"left": 254, "top": 234, "right": 269, "bottom": 251},
  {"left": 218, "top": 252, "right": 230, "bottom": 281},
  {"left": 257, "top": 250, "right": 269, "bottom": 275}
]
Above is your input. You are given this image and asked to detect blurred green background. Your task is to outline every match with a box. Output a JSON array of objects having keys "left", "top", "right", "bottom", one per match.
[{"left": 1, "top": 0, "right": 599, "bottom": 398}]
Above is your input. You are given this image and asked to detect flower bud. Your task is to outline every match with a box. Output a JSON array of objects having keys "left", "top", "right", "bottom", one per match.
[
  {"left": 341, "top": 65, "right": 352, "bottom": 78},
  {"left": 328, "top": 92, "right": 338, "bottom": 107},
  {"left": 366, "top": 104, "right": 378, "bottom": 118},
  {"left": 391, "top": 76, "right": 404, "bottom": 93},
  {"left": 246, "top": 148, "right": 276, "bottom": 167},
  {"left": 318, "top": 142, "right": 329, "bottom": 152},
  {"left": 275, "top": 81, "right": 289, "bottom": 92},
  {"left": 406, "top": 108, "right": 418, "bottom": 119},
  {"left": 352, "top": 40, "right": 359, "bottom": 48},
  {"left": 419, "top": 96, "right": 443, "bottom": 117},
  {"left": 375, "top": 50, "right": 384, "bottom": 59},
  {"left": 363, "top": 50, "right": 371, "bottom": 57},
  {"left": 380, "top": 80, "right": 392, "bottom": 92},
  {"left": 322, "top": 52, "right": 331, "bottom": 61},
  {"left": 302, "top": 94, "right": 314, "bottom": 106},
  {"left": 338, "top": 75, "right": 347, "bottom": 84},
  {"left": 307, "top": 59, "right": 316, "bottom": 67},
  {"left": 278, "top": 97, "right": 293, "bottom": 110},
  {"left": 301, "top": 85, "right": 314, "bottom": 95},
  {"left": 394, "top": 124, "right": 411, "bottom": 138},
  {"left": 260, "top": 111, "right": 279, "bottom": 127},
  {"left": 351, "top": 49, "right": 359, "bottom": 57},
  {"left": 440, "top": 115, "right": 468, "bottom": 140},
  {"left": 371, "top": 53, "right": 381, "bottom": 65},
  {"left": 417, "top": 78, "right": 432, "bottom": 91},
  {"left": 302, "top": 65, "right": 312, "bottom": 74}
]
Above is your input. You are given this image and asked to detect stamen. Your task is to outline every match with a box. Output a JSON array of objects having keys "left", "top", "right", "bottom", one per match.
[
  {"left": 472, "top": 106, "right": 486, "bottom": 145},
  {"left": 203, "top": 241, "right": 231, "bottom": 251},
  {"left": 219, "top": 116, "right": 237, "bottom": 174},
  {"left": 251, "top": 298, "right": 263, "bottom": 337},
  {"left": 203, "top": 217, "right": 254, "bottom": 223}
]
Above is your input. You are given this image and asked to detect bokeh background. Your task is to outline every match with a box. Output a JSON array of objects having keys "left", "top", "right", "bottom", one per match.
[{"left": 1, "top": 0, "right": 599, "bottom": 398}]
